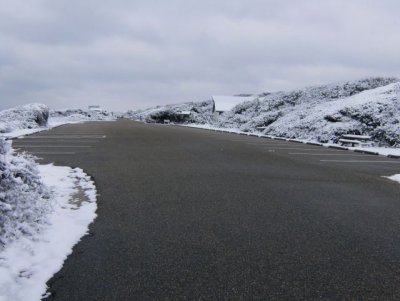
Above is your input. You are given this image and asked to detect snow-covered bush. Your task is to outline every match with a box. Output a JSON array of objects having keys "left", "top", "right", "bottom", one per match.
[
  {"left": 216, "top": 77, "right": 400, "bottom": 146},
  {"left": 0, "top": 103, "right": 49, "bottom": 133},
  {"left": 0, "top": 139, "right": 51, "bottom": 248},
  {"left": 50, "top": 109, "right": 115, "bottom": 122},
  {"left": 123, "top": 77, "right": 400, "bottom": 146},
  {"left": 125, "top": 100, "right": 214, "bottom": 124}
]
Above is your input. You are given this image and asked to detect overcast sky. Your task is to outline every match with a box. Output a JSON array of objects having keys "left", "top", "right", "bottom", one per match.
[{"left": 0, "top": 0, "right": 399, "bottom": 111}]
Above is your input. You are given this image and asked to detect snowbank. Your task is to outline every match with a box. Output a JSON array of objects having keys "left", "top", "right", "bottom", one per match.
[
  {"left": 0, "top": 104, "right": 49, "bottom": 135},
  {"left": 387, "top": 174, "right": 400, "bottom": 184},
  {"left": 0, "top": 163, "right": 97, "bottom": 301},
  {"left": 0, "top": 104, "right": 102, "bottom": 300},
  {"left": 0, "top": 137, "right": 97, "bottom": 300}
]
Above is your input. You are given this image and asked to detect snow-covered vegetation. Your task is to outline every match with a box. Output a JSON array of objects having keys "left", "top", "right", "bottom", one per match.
[
  {"left": 0, "top": 103, "right": 102, "bottom": 249},
  {"left": 0, "top": 157, "right": 97, "bottom": 301},
  {"left": 126, "top": 77, "right": 400, "bottom": 147},
  {"left": 124, "top": 100, "right": 214, "bottom": 124},
  {"left": 0, "top": 103, "right": 49, "bottom": 134},
  {"left": 217, "top": 77, "right": 400, "bottom": 146},
  {"left": 0, "top": 139, "right": 51, "bottom": 247},
  {"left": 50, "top": 108, "right": 116, "bottom": 123},
  {"left": 0, "top": 104, "right": 116, "bottom": 139},
  {"left": 0, "top": 104, "right": 99, "bottom": 300}
]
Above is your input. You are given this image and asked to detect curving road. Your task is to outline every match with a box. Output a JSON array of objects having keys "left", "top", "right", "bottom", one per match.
[{"left": 13, "top": 119, "right": 400, "bottom": 300}]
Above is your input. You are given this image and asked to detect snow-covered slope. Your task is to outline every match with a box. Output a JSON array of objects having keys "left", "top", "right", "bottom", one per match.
[
  {"left": 125, "top": 100, "right": 214, "bottom": 124},
  {"left": 124, "top": 77, "right": 399, "bottom": 146},
  {"left": 0, "top": 104, "right": 49, "bottom": 134},
  {"left": 262, "top": 83, "right": 400, "bottom": 145},
  {"left": 217, "top": 77, "right": 400, "bottom": 146}
]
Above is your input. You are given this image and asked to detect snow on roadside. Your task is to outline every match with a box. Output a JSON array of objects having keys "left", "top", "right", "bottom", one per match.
[
  {"left": 0, "top": 104, "right": 116, "bottom": 140},
  {"left": 0, "top": 165, "right": 97, "bottom": 301},
  {"left": 386, "top": 174, "right": 400, "bottom": 184},
  {"left": 185, "top": 123, "right": 400, "bottom": 186},
  {"left": 0, "top": 103, "right": 102, "bottom": 300},
  {"left": 347, "top": 147, "right": 400, "bottom": 157},
  {"left": 182, "top": 123, "right": 400, "bottom": 158},
  {"left": 0, "top": 117, "right": 112, "bottom": 140},
  {"left": 1, "top": 128, "right": 51, "bottom": 139}
]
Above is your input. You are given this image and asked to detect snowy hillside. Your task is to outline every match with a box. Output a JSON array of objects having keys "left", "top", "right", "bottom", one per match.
[
  {"left": 123, "top": 77, "right": 399, "bottom": 146},
  {"left": 0, "top": 103, "right": 49, "bottom": 134},
  {"left": 124, "top": 100, "right": 214, "bottom": 124},
  {"left": 217, "top": 77, "right": 400, "bottom": 146}
]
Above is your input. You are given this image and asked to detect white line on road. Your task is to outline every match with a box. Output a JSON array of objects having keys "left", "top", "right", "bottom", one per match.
[
  {"left": 247, "top": 144, "right": 300, "bottom": 147},
  {"left": 228, "top": 139, "right": 257, "bottom": 142},
  {"left": 246, "top": 142, "right": 293, "bottom": 145},
  {"left": 23, "top": 135, "right": 106, "bottom": 139},
  {"left": 263, "top": 147, "right": 330, "bottom": 151},
  {"left": 320, "top": 160, "right": 400, "bottom": 163},
  {"left": 31, "top": 152, "right": 76, "bottom": 155},
  {"left": 228, "top": 137, "right": 270, "bottom": 140},
  {"left": 289, "top": 153, "right": 367, "bottom": 156},
  {"left": 15, "top": 140, "right": 100, "bottom": 143},
  {"left": 15, "top": 145, "right": 92, "bottom": 148}
]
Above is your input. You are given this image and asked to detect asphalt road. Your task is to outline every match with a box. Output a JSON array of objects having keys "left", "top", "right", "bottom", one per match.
[{"left": 13, "top": 119, "right": 400, "bottom": 300}]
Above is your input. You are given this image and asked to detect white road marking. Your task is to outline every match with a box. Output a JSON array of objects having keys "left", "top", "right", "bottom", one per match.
[
  {"left": 15, "top": 145, "right": 92, "bottom": 148},
  {"left": 263, "top": 147, "right": 329, "bottom": 151},
  {"left": 246, "top": 142, "right": 292, "bottom": 145},
  {"left": 23, "top": 135, "right": 106, "bottom": 139},
  {"left": 31, "top": 152, "right": 76, "bottom": 155},
  {"left": 289, "top": 153, "right": 367, "bottom": 156},
  {"left": 228, "top": 139, "right": 257, "bottom": 142},
  {"left": 15, "top": 140, "right": 100, "bottom": 143},
  {"left": 54, "top": 133, "right": 104, "bottom": 135},
  {"left": 320, "top": 160, "right": 400, "bottom": 163},
  {"left": 247, "top": 144, "right": 302, "bottom": 147}
]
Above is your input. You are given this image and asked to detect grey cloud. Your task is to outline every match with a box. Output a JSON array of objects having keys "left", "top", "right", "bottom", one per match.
[{"left": 0, "top": 0, "right": 399, "bottom": 111}]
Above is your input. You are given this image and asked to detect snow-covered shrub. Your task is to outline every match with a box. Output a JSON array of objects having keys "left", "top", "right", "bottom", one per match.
[
  {"left": 50, "top": 109, "right": 115, "bottom": 122},
  {"left": 215, "top": 77, "right": 400, "bottom": 146},
  {"left": 0, "top": 103, "right": 49, "bottom": 133},
  {"left": 0, "top": 139, "right": 51, "bottom": 247},
  {"left": 125, "top": 100, "right": 214, "bottom": 124},
  {"left": 147, "top": 109, "right": 190, "bottom": 123},
  {"left": 124, "top": 77, "right": 400, "bottom": 146}
]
